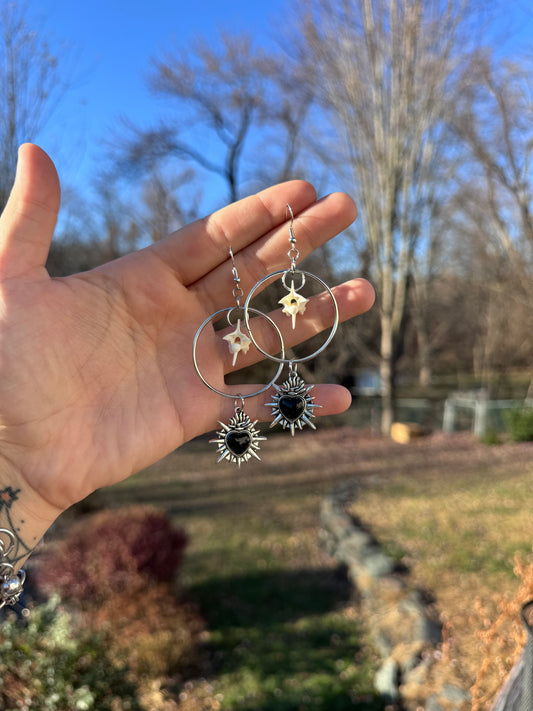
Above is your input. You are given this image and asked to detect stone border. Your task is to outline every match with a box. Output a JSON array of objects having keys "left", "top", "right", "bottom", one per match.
[{"left": 319, "top": 484, "right": 471, "bottom": 710}]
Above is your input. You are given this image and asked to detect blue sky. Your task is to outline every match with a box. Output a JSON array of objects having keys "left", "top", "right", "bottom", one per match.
[
  {"left": 21, "top": 0, "right": 533, "bottom": 217},
  {"left": 26, "top": 0, "right": 285, "bottom": 198}
]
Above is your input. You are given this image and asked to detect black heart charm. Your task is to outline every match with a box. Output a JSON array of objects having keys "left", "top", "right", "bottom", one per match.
[
  {"left": 279, "top": 395, "right": 306, "bottom": 423},
  {"left": 225, "top": 429, "right": 252, "bottom": 457}
]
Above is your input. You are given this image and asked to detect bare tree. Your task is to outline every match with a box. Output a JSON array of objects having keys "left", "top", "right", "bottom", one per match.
[
  {"left": 450, "top": 52, "right": 533, "bottom": 389},
  {"left": 91, "top": 174, "right": 141, "bottom": 261},
  {"left": 46, "top": 176, "right": 141, "bottom": 275},
  {"left": 453, "top": 52, "right": 533, "bottom": 285},
  {"left": 299, "top": 0, "right": 471, "bottom": 433},
  {"left": 0, "top": 2, "right": 67, "bottom": 209},
  {"left": 140, "top": 166, "right": 197, "bottom": 242},
  {"left": 119, "top": 32, "right": 314, "bottom": 206}
]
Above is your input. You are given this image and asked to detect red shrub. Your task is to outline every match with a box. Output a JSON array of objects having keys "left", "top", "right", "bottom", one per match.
[{"left": 35, "top": 506, "right": 188, "bottom": 604}]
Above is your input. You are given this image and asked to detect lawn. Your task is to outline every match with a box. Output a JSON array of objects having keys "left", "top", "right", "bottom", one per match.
[{"left": 95, "top": 427, "right": 533, "bottom": 710}]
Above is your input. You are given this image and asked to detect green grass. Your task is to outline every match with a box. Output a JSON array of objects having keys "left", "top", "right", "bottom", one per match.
[
  {"left": 350, "top": 464, "right": 533, "bottom": 580},
  {"left": 190, "top": 575, "right": 379, "bottom": 710}
]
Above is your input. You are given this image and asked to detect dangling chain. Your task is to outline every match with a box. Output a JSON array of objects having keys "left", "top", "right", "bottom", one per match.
[
  {"left": 0, "top": 528, "right": 26, "bottom": 609},
  {"left": 286, "top": 204, "right": 300, "bottom": 274},
  {"left": 229, "top": 246, "right": 244, "bottom": 307}
]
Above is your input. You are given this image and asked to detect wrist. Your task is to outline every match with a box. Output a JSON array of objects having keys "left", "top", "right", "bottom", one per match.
[
  {"left": 0, "top": 471, "right": 63, "bottom": 609},
  {"left": 0, "top": 468, "right": 64, "bottom": 573}
]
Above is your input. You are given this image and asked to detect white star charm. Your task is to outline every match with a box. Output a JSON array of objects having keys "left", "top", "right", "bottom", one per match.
[
  {"left": 279, "top": 282, "right": 309, "bottom": 329},
  {"left": 223, "top": 319, "right": 252, "bottom": 366}
]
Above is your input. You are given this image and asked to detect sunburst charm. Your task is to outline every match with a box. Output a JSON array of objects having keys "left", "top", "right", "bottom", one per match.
[
  {"left": 210, "top": 409, "right": 266, "bottom": 467},
  {"left": 266, "top": 370, "right": 320, "bottom": 436},
  {"left": 279, "top": 282, "right": 309, "bottom": 329}
]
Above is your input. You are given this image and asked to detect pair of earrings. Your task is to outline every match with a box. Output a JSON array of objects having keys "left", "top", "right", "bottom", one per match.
[{"left": 192, "top": 205, "right": 339, "bottom": 466}]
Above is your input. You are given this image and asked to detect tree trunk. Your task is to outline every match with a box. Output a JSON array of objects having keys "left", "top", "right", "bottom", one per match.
[
  {"left": 416, "top": 320, "right": 432, "bottom": 389},
  {"left": 380, "top": 314, "right": 395, "bottom": 435}
]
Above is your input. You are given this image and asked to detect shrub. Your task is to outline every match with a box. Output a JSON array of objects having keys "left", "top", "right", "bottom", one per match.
[
  {"left": 89, "top": 585, "right": 206, "bottom": 680},
  {"left": 33, "top": 507, "right": 203, "bottom": 691},
  {"left": 0, "top": 596, "right": 142, "bottom": 711},
  {"left": 504, "top": 406, "right": 533, "bottom": 442},
  {"left": 35, "top": 506, "right": 188, "bottom": 604},
  {"left": 479, "top": 428, "right": 500, "bottom": 446}
]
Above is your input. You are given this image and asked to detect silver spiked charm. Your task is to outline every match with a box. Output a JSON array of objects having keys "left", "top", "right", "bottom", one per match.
[
  {"left": 266, "top": 368, "right": 320, "bottom": 436},
  {"left": 210, "top": 408, "right": 266, "bottom": 467}
]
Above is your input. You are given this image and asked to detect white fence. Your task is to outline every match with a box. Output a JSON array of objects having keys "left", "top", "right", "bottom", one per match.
[{"left": 442, "top": 392, "right": 533, "bottom": 437}]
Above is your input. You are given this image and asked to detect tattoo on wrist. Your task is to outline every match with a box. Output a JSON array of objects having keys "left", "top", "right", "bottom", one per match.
[{"left": 0, "top": 487, "right": 35, "bottom": 565}]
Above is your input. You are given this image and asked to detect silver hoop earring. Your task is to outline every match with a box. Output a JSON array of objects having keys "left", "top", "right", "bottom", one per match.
[
  {"left": 243, "top": 205, "right": 339, "bottom": 436},
  {"left": 192, "top": 249, "right": 285, "bottom": 466}
]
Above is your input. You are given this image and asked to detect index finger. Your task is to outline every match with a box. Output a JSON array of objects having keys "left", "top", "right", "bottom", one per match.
[{"left": 149, "top": 180, "right": 317, "bottom": 286}]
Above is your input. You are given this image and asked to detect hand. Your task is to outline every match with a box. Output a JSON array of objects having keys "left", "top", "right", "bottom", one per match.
[{"left": 0, "top": 144, "right": 374, "bottom": 556}]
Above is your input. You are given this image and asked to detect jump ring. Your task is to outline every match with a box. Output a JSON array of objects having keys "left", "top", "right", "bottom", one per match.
[
  {"left": 226, "top": 306, "right": 243, "bottom": 327},
  {"left": 244, "top": 269, "right": 339, "bottom": 364},
  {"left": 192, "top": 307, "right": 285, "bottom": 399},
  {"left": 234, "top": 395, "right": 246, "bottom": 412},
  {"left": 282, "top": 269, "right": 306, "bottom": 292}
]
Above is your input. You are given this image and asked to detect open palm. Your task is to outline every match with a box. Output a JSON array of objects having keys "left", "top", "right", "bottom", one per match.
[{"left": 0, "top": 144, "right": 374, "bottom": 545}]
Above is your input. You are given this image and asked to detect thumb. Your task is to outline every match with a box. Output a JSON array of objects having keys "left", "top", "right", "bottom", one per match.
[{"left": 0, "top": 143, "right": 60, "bottom": 279}]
